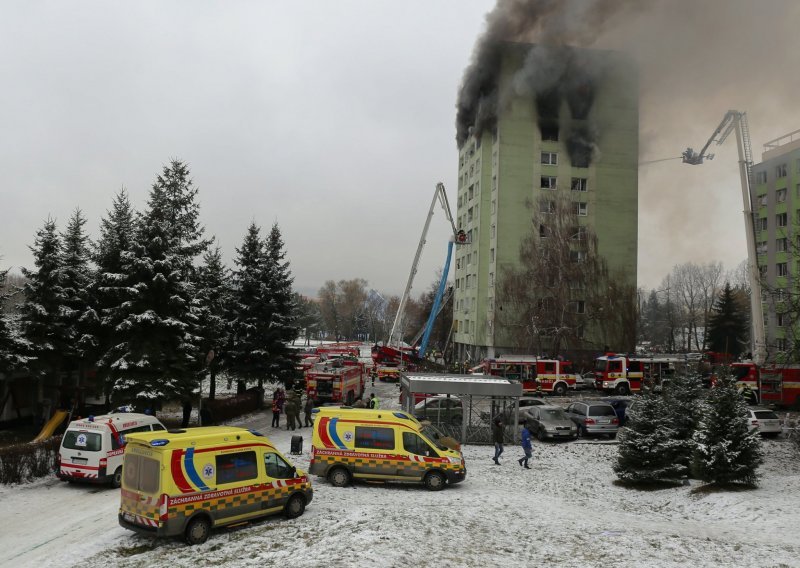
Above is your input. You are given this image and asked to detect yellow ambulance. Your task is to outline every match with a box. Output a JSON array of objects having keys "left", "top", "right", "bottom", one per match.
[
  {"left": 118, "top": 426, "right": 313, "bottom": 545},
  {"left": 309, "top": 407, "right": 466, "bottom": 490}
]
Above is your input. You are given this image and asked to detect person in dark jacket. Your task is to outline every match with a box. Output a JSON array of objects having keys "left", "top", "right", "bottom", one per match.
[
  {"left": 492, "top": 418, "right": 505, "bottom": 465},
  {"left": 181, "top": 399, "right": 192, "bottom": 428},
  {"left": 271, "top": 397, "right": 282, "bottom": 428},
  {"left": 303, "top": 396, "right": 315, "bottom": 427},
  {"left": 518, "top": 421, "right": 533, "bottom": 469},
  {"left": 285, "top": 395, "right": 297, "bottom": 431}
]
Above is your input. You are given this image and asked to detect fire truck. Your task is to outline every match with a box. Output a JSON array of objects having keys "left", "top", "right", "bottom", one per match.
[
  {"left": 374, "top": 364, "right": 403, "bottom": 382},
  {"left": 728, "top": 362, "right": 800, "bottom": 407},
  {"left": 305, "top": 359, "right": 365, "bottom": 405},
  {"left": 593, "top": 353, "right": 691, "bottom": 395},
  {"left": 472, "top": 356, "right": 579, "bottom": 395},
  {"left": 316, "top": 343, "right": 362, "bottom": 358}
]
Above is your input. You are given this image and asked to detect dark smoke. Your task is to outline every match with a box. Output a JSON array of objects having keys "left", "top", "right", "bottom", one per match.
[{"left": 455, "top": 0, "right": 639, "bottom": 150}]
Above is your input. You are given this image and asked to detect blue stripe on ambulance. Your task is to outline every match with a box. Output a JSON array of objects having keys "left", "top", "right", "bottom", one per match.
[
  {"left": 328, "top": 418, "right": 347, "bottom": 450},
  {"left": 184, "top": 447, "right": 210, "bottom": 491}
]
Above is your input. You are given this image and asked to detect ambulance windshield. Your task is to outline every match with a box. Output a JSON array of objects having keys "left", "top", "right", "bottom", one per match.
[
  {"left": 62, "top": 430, "right": 102, "bottom": 452},
  {"left": 419, "top": 424, "right": 450, "bottom": 451}
]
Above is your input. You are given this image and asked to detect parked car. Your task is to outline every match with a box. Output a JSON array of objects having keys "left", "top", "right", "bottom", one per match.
[
  {"left": 745, "top": 407, "right": 782, "bottom": 437},
  {"left": 576, "top": 372, "right": 597, "bottom": 390},
  {"left": 414, "top": 396, "right": 463, "bottom": 424},
  {"left": 525, "top": 405, "right": 578, "bottom": 441},
  {"left": 564, "top": 401, "right": 619, "bottom": 438},
  {"left": 481, "top": 396, "right": 547, "bottom": 423}
]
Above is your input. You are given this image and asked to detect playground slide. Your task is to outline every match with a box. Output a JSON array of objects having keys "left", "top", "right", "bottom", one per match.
[{"left": 33, "top": 410, "right": 69, "bottom": 442}]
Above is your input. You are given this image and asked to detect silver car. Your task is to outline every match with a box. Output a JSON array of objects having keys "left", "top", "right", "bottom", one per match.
[
  {"left": 564, "top": 401, "right": 619, "bottom": 438},
  {"left": 745, "top": 407, "right": 782, "bottom": 437},
  {"left": 525, "top": 405, "right": 578, "bottom": 441}
]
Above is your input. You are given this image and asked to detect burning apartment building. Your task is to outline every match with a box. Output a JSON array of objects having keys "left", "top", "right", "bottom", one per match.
[{"left": 452, "top": 42, "right": 639, "bottom": 361}]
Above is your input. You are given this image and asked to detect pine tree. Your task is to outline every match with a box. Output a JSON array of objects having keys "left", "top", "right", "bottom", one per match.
[
  {"left": 706, "top": 282, "right": 748, "bottom": 358},
  {"left": 661, "top": 372, "right": 704, "bottom": 472},
  {"left": 263, "top": 223, "right": 299, "bottom": 385},
  {"left": 195, "top": 246, "right": 230, "bottom": 400},
  {"left": 99, "top": 161, "right": 208, "bottom": 407},
  {"left": 18, "top": 218, "right": 68, "bottom": 383},
  {"left": 59, "top": 209, "right": 96, "bottom": 383},
  {"left": 614, "top": 389, "right": 687, "bottom": 483},
  {"left": 692, "top": 373, "right": 763, "bottom": 486},
  {"left": 0, "top": 265, "right": 28, "bottom": 375},
  {"left": 228, "top": 223, "right": 272, "bottom": 390},
  {"left": 93, "top": 189, "right": 138, "bottom": 402}
]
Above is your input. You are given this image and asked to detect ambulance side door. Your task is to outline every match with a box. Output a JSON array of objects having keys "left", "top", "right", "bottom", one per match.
[
  {"left": 263, "top": 452, "right": 297, "bottom": 511},
  {"left": 401, "top": 432, "right": 438, "bottom": 481}
]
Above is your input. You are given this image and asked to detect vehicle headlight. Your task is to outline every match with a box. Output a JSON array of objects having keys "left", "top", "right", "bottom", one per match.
[{"left": 448, "top": 456, "right": 461, "bottom": 465}]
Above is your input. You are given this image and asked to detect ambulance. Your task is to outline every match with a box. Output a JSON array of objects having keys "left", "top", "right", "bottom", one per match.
[
  {"left": 57, "top": 412, "right": 165, "bottom": 487},
  {"left": 309, "top": 407, "right": 466, "bottom": 491},
  {"left": 118, "top": 426, "right": 313, "bottom": 545}
]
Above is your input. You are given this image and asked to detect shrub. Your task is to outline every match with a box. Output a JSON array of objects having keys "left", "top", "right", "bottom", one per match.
[{"left": 0, "top": 437, "right": 61, "bottom": 485}]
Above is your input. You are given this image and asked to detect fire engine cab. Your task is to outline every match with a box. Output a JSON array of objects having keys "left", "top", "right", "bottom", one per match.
[{"left": 305, "top": 359, "right": 365, "bottom": 405}]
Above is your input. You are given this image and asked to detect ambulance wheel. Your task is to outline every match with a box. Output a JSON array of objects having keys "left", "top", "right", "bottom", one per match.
[
  {"left": 424, "top": 471, "right": 446, "bottom": 491},
  {"left": 328, "top": 467, "right": 351, "bottom": 488},
  {"left": 284, "top": 494, "right": 305, "bottom": 519},
  {"left": 553, "top": 383, "right": 567, "bottom": 396},
  {"left": 111, "top": 467, "right": 122, "bottom": 489},
  {"left": 185, "top": 516, "right": 211, "bottom": 545}
]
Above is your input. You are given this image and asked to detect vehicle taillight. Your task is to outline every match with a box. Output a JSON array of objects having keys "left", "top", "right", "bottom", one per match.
[
  {"left": 751, "top": 420, "right": 759, "bottom": 426},
  {"left": 584, "top": 418, "right": 596, "bottom": 425},
  {"left": 611, "top": 418, "right": 619, "bottom": 425},
  {"left": 99, "top": 458, "right": 107, "bottom": 468}
]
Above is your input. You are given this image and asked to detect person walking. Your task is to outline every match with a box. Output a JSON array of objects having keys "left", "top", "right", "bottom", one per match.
[
  {"left": 518, "top": 421, "right": 533, "bottom": 469},
  {"left": 492, "top": 417, "right": 505, "bottom": 465},
  {"left": 369, "top": 393, "right": 380, "bottom": 409},
  {"left": 271, "top": 396, "right": 282, "bottom": 428},
  {"left": 304, "top": 396, "right": 315, "bottom": 427}
]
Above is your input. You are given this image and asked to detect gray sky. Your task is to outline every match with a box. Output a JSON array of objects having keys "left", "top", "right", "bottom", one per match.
[{"left": 1, "top": 1, "right": 798, "bottom": 297}]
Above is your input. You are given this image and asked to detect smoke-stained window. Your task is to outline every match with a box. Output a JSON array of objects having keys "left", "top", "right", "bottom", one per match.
[
  {"left": 541, "top": 176, "right": 557, "bottom": 190},
  {"left": 541, "top": 152, "right": 558, "bottom": 166},
  {"left": 540, "top": 122, "right": 559, "bottom": 142}
]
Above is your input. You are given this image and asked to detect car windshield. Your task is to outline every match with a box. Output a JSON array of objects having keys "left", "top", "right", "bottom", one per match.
[
  {"left": 754, "top": 410, "right": 779, "bottom": 420},
  {"left": 540, "top": 408, "right": 567, "bottom": 420},
  {"left": 62, "top": 430, "right": 102, "bottom": 451},
  {"left": 588, "top": 405, "right": 616, "bottom": 417}
]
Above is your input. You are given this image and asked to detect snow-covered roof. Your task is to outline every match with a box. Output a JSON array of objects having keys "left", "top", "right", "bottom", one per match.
[{"left": 401, "top": 373, "right": 523, "bottom": 396}]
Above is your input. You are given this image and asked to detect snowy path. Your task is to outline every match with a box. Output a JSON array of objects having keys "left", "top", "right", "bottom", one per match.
[{"left": 2, "top": 377, "right": 799, "bottom": 567}]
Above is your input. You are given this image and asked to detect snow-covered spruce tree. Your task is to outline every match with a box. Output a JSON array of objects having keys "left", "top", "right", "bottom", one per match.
[
  {"left": 99, "top": 161, "right": 209, "bottom": 407},
  {"left": 227, "top": 223, "right": 272, "bottom": 391},
  {"left": 93, "top": 189, "right": 138, "bottom": 402},
  {"left": 0, "top": 265, "right": 28, "bottom": 375},
  {"left": 263, "top": 223, "right": 299, "bottom": 385},
  {"left": 18, "top": 218, "right": 69, "bottom": 383},
  {"left": 692, "top": 373, "right": 763, "bottom": 487},
  {"left": 195, "top": 246, "right": 230, "bottom": 400},
  {"left": 614, "top": 388, "right": 686, "bottom": 483},
  {"left": 661, "top": 372, "right": 704, "bottom": 472},
  {"left": 59, "top": 209, "right": 97, "bottom": 385}
]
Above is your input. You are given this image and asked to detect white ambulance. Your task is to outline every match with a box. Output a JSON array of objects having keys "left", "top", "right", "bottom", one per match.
[{"left": 57, "top": 412, "right": 165, "bottom": 488}]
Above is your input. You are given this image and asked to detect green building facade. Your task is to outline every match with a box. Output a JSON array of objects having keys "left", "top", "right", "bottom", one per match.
[{"left": 452, "top": 45, "right": 639, "bottom": 362}]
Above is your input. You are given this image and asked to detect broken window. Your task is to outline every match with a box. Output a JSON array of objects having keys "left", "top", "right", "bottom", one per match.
[{"left": 541, "top": 176, "right": 557, "bottom": 190}]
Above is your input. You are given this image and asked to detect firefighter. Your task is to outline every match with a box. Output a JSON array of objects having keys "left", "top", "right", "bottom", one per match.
[
  {"left": 304, "top": 396, "right": 315, "bottom": 427},
  {"left": 369, "top": 393, "right": 380, "bottom": 409}
]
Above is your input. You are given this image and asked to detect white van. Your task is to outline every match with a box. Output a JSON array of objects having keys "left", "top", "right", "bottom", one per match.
[{"left": 57, "top": 412, "right": 166, "bottom": 487}]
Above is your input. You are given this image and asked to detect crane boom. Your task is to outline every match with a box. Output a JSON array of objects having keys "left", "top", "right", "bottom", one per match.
[
  {"left": 387, "top": 182, "right": 460, "bottom": 347},
  {"left": 683, "top": 110, "right": 766, "bottom": 365}
]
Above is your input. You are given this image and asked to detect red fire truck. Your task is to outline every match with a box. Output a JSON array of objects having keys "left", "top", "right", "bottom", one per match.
[
  {"left": 472, "top": 357, "right": 578, "bottom": 395},
  {"left": 729, "top": 362, "right": 800, "bottom": 407},
  {"left": 593, "top": 353, "right": 690, "bottom": 395},
  {"left": 305, "top": 360, "right": 365, "bottom": 405}
]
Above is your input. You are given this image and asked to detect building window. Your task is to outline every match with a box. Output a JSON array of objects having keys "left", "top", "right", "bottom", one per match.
[
  {"left": 777, "top": 313, "right": 786, "bottom": 327},
  {"left": 492, "top": 175, "right": 497, "bottom": 191},
  {"left": 490, "top": 248, "right": 495, "bottom": 262},
  {"left": 572, "top": 226, "right": 587, "bottom": 241},
  {"left": 541, "top": 176, "right": 557, "bottom": 190},
  {"left": 491, "top": 223, "right": 496, "bottom": 238},
  {"left": 777, "top": 212, "right": 788, "bottom": 227},
  {"left": 757, "top": 241, "right": 768, "bottom": 254},
  {"left": 571, "top": 178, "right": 588, "bottom": 192},
  {"left": 541, "top": 123, "right": 559, "bottom": 141},
  {"left": 541, "top": 152, "right": 558, "bottom": 165},
  {"left": 756, "top": 171, "right": 767, "bottom": 184},
  {"left": 570, "top": 250, "right": 586, "bottom": 263},
  {"left": 776, "top": 164, "right": 788, "bottom": 178},
  {"left": 539, "top": 224, "right": 548, "bottom": 238},
  {"left": 758, "top": 194, "right": 768, "bottom": 207},
  {"left": 777, "top": 188, "right": 787, "bottom": 203},
  {"left": 540, "top": 200, "right": 555, "bottom": 214},
  {"left": 472, "top": 252, "right": 477, "bottom": 264},
  {"left": 796, "top": 158, "right": 800, "bottom": 173},
  {"left": 759, "top": 265, "right": 767, "bottom": 278},
  {"left": 467, "top": 207, "right": 473, "bottom": 223},
  {"left": 491, "top": 199, "right": 496, "bottom": 214},
  {"left": 777, "top": 262, "right": 788, "bottom": 277},
  {"left": 777, "top": 338, "right": 787, "bottom": 351},
  {"left": 468, "top": 185, "right": 474, "bottom": 200},
  {"left": 572, "top": 202, "right": 588, "bottom": 216},
  {"left": 776, "top": 238, "right": 788, "bottom": 252},
  {"left": 570, "top": 300, "right": 586, "bottom": 314},
  {"left": 758, "top": 217, "right": 768, "bottom": 231},
  {"left": 489, "top": 272, "right": 494, "bottom": 287}
]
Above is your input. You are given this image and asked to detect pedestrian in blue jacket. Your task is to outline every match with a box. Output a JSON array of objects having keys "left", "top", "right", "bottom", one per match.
[{"left": 518, "top": 421, "right": 533, "bottom": 469}]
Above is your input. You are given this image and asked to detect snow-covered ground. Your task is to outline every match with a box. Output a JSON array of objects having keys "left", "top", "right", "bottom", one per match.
[{"left": 2, "top": 371, "right": 800, "bottom": 567}]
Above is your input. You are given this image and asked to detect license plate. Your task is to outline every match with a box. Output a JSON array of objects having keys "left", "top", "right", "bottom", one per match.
[
  {"left": 598, "top": 419, "right": 610, "bottom": 424},
  {"left": 71, "top": 457, "right": 88, "bottom": 464}
]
